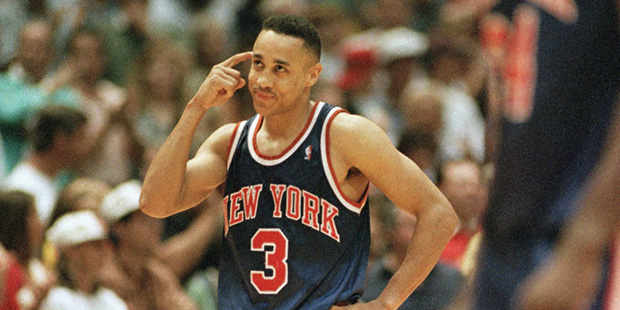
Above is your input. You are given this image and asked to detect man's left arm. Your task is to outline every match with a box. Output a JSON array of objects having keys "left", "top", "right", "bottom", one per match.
[{"left": 330, "top": 113, "right": 459, "bottom": 310}]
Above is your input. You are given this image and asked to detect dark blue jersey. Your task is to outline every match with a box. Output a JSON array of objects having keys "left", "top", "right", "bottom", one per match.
[
  {"left": 475, "top": 1, "right": 620, "bottom": 309},
  {"left": 218, "top": 102, "right": 370, "bottom": 309},
  {"left": 484, "top": 0, "right": 620, "bottom": 241}
]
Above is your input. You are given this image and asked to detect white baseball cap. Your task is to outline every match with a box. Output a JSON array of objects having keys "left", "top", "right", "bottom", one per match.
[
  {"left": 99, "top": 180, "right": 142, "bottom": 224},
  {"left": 46, "top": 210, "right": 107, "bottom": 248},
  {"left": 377, "top": 27, "right": 428, "bottom": 64}
]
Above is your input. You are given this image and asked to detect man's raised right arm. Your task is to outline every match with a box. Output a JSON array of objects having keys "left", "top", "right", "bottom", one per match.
[{"left": 140, "top": 52, "right": 253, "bottom": 218}]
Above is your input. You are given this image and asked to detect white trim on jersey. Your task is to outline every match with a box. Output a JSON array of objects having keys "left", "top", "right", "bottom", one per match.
[
  {"left": 320, "top": 108, "right": 368, "bottom": 214},
  {"left": 248, "top": 101, "right": 325, "bottom": 166},
  {"left": 227, "top": 120, "right": 247, "bottom": 170}
]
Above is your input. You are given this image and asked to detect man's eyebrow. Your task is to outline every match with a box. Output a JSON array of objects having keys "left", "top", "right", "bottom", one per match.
[
  {"left": 274, "top": 59, "right": 290, "bottom": 67},
  {"left": 253, "top": 53, "right": 290, "bottom": 67}
]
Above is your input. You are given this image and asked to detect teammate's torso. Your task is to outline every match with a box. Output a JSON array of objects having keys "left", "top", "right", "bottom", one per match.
[
  {"left": 219, "top": 102, "right": 370, "bottom": 309},
  {"left": 484, "top": 0, "right": 620, "bottom": 239}
]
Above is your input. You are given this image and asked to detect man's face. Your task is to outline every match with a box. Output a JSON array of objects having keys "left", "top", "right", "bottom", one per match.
[
  {"left": 66, "top": 239, "right": 107, "bottom": 277},
  {"left": 70, "top": 33, "right": 106, "bottom": 82},
  {"left": 60, "top": 125, "right": 89, "bottom": 168},
  {"left": 117, "top": 211, "right": 163, "bottom": 251},
  {"left": 440, "top": 162, "right": 483, "bottom": 223},
  {"left": 18, "top": 22, "right": 53, "bottom": 81},
  {"left": 248, "top": 30, "right": 320, "bottom": 117}
]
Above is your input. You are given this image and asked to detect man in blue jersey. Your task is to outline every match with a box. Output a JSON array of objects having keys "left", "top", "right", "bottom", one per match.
[
  {"left": 475, "top": 1, "right": 620, "bottom": 309},
  {"left": 139, "top": 14, "right": 458, "bottom": 310}
]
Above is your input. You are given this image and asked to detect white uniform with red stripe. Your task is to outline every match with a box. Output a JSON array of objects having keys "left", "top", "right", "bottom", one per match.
[{"left": 219, "top": 101, "right": 370, "bottom": 310}]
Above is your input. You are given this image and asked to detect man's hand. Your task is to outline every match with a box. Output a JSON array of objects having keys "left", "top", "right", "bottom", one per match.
[
  {"left": 193, "top": 51, "right": 253, "bottom": 110},
  {"left": 330, "top": 300, "right": 390, "bottom": 310}
]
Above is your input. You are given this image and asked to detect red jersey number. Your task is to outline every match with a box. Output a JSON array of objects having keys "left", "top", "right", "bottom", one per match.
[{"left": 250, "top": 228, "right": 289, "bottom": 294}]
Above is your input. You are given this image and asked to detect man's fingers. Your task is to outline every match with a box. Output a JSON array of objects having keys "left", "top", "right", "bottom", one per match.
[
  {"left": 222, "top": 51, "right": 253, "bottom": 68},
  {"left": 219, "top": 66, "right": 242, "bottom": 79},
  {"left": 236, "top": 78, "right": 246, "bottom": 90}
]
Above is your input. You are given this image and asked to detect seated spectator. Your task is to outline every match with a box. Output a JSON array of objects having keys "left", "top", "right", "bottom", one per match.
[
  {"left": 49, "top": 178, "right": 112, "bottom": 224},
  {"left": 0, "top": 190, "right": 56, "bottom": 310},
  {"left": 41, "top": 210, "right": 127, "bottom": 310},
  {"left": 362, "top": 206, "right": 464, "bottom": 309},
  {"left": 437, "top": 159, "right": 485, "bottom": 269},
  {"left": 93, "top": 0, "right": 151, "bottom": 86},
  {"left": 0, "top": 20, "right": 79, "bottom": 173},
  {"left": 98, "top": 180, "right": 204, "bottom": 310},
  {"left": 399, "top": 83, "right": 444, "bottom": 140},
  {"left": 124, "top": 39, "right": 192, "bottom": 178},
  {"left": 63, "top": 28, "right": 139, "bottom": 186},
  {"left": 0, "top": 241, "right": 21, "bottom": 310},
  {"left": 43, "top": 178, "right": 113, "bottom": 269},
  {"left": 4, "top": 105, "right": 89, "bottom": 226},
  {"left": 412, "top": 34, "right": 486, "bottom": 162}
]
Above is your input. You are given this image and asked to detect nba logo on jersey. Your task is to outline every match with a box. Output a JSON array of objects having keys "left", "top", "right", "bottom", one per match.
[{"left": 304, "top": 145, "right": 312, "bottom": 161}]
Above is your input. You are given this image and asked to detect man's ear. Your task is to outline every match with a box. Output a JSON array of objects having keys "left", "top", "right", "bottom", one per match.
[{"left": 306, "top": 62, "right": 323, "bottom": 88}]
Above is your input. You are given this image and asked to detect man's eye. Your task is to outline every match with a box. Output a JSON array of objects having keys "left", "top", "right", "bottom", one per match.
[
  {"left": 253, "top": 60, "right": 262, "bottom": 66},
  {"left": 276, "top": 65, "right": 286, "bottom": 72}
]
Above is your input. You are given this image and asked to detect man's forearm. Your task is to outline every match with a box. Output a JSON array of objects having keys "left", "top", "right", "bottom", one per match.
[
  {"left": 557, "top": 98, "right": 620, "bottom": 259},
  {"left": 376, "top": 203, "right": 458, "bottom": 310},
  {"left": 140, "top": 102, "right": 207, "bottom": 218}
]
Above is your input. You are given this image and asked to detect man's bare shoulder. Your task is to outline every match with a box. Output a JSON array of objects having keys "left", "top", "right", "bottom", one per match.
[
  {"left": 195, "top": 122, "right": 243, "bottom": 158},
  {"left": 329, "top": 113, "right": 390, "bottom": 148}
]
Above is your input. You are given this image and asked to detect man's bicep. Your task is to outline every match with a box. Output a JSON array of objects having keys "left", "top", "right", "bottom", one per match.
[
  {"left": 335, "top": 115, "right": 444, "bottom": 214},
  {"left": 183, "top": 124, "right": 235, "bottom": 202}
]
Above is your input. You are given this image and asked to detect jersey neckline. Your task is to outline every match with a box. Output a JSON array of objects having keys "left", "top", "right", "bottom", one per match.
[{"left": 249, "top": 102, "right": 324, "bottom": 166}]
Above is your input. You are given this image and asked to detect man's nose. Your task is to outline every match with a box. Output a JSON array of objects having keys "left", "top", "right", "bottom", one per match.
[{"left": 255, "top": 72, "right": 274, "bottom": 89}]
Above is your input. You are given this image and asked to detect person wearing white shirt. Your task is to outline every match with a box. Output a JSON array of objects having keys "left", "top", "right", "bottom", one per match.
[
  {"left": 4, "top": 105, "right": 88, "bottom": 226},
  {"left": 40, "top": 211, "right": 128, "bottom": 310}
]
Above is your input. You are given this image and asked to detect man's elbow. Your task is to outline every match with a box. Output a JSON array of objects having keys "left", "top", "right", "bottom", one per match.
[
  {"left": 436, "top": 200, "right": 460, "bottom": 236},
  {"left": 139, "top": 191, "right": 172, "bottom": 219}
]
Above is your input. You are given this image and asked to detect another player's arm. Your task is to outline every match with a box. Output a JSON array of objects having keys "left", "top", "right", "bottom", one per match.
[
  {"left": 330, "top": 114, "right": 459, "bottom": 310},
  {"left": 140, "top": 52, "right": 253, "bottom": 218},
  {"left": 517, "top": 93, "right": 620, "bottom": 310}
]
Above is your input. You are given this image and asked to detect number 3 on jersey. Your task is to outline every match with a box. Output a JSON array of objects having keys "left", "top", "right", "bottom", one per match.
[{"left": 251, "top": 228, "right": 289, "bottom": 294}]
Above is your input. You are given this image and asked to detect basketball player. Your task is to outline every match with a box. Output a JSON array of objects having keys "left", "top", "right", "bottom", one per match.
[
  {"left": 140, "top": 14, "right": 458, "bottom": 310},
  {"left": 475, "top": 1, "right": 620, "bottom": 309}
]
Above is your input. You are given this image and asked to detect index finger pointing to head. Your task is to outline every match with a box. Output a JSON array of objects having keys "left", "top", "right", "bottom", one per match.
[{"left": 223, "top": 51, "right": 253, "bottom": 68}]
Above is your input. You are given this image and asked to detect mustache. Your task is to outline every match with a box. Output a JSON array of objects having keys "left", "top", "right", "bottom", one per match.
[{"left": 253, "top": 86, "right": 275, "bottom": 95}]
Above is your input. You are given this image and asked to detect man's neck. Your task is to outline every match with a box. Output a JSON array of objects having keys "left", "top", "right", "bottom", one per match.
[{"left": 261, "top": 99, "right": 314, "bottom": 139}]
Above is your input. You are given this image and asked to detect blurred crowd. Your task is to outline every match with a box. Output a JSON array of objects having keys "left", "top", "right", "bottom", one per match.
[{"left": 0, "top": 0, "right": 499, "bottom": 309}]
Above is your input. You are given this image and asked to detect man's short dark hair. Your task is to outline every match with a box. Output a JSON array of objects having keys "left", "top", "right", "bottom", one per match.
[
  {"left": 262, "top": 14, "right": 321, "bottom": 62},
  {"left": 29, "top": 105, "right": 87, "bottom": 152}
]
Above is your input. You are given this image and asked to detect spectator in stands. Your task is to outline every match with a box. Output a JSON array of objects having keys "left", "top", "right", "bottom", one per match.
[
  {"left": 0, "top": 20, "right": 80, "bottom": 173},
  {"left": 362, "top": 205, "right": 465, "bottom": 309},
  {"left": 98, "top": 180, "right": 217, "bottom": 310},
  {"left": 4, "top": 105, "right": 88, "bottom": 226},
  {"left": 398, "top": 128, "right": 440, "bottom": 183},
  {"left": 64, "top": 28, "right": 139, "bottom": 186},
  {"left": 415, "top": 34, "right": 486, "bottom": 162},
  {"left": 437, "top": 159, "right": 485, "bottom": 269},
  {"left": 92, "top": 0, "right": 151, "bottom": 85},
  {"left": 42, "top": 178, "right": 113, "bottom": 268},
  {"left": 124, "top": 39, "right": 192, "bottom": 178},
  {"left": 41, "top": 210, "right": 127, "bottom": 310},
  {"left": 0, "top": 190, "right": 56, "bottom": 310}
]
